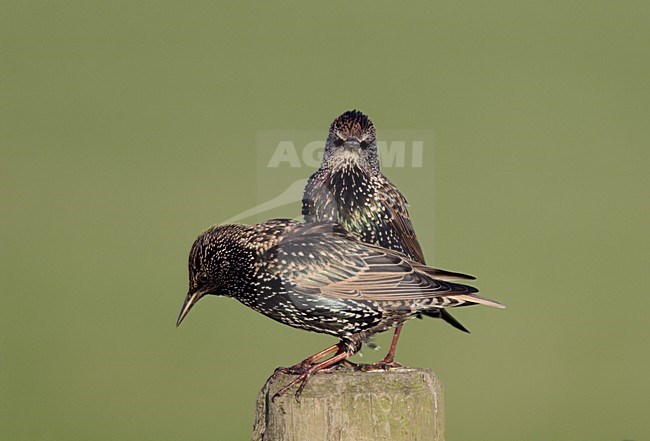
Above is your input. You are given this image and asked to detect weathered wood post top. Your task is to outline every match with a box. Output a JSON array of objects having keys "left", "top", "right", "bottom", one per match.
[{"left": 253, "top": 368, "right": 444, "bottom": 441}]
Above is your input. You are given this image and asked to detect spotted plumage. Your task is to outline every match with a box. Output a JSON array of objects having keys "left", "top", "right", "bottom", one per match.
[
  {"left": 176, "top": 219, "right": 503, "bottom": 359},
  {"left": 302, "top": 110, "right": 468, "bottom": 365},
  {"left": 302, "top": 110, "right": 424, "bottom": 260}
]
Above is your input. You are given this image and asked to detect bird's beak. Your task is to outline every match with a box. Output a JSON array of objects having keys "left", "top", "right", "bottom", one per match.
[
  {"left": 176, "top": 290, "right": 204, "bottom": 327},
  {"left": 343, "top": 139, "right": 360, "bottom": 151}
]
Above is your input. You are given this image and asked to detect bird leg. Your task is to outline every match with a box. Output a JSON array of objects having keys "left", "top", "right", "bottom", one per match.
[
  {"left": 302, "top": 343, "right": 341, "bottom": 366},
  {"left": 272, "top": 349, "right": 353, "bottom": 402},
  {"left": 355, "top": 324, "right": 404, "bottom": 371},
  {"left": 381, "top": 323, "right": 404, "bottom": 366},
  {"left": 271, "top": 343, "right": 341, "bottom": 379}
]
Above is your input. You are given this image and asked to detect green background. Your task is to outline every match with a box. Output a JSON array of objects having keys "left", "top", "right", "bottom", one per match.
[{"left": 2, "top": 1, "right": 649, "bottom": 440}]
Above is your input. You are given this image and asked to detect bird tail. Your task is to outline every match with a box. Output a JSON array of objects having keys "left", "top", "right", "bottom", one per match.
[
  {"left": 421, "top": 309, "right": 470, "bottom": 333},
  {"left": 455, "top": 293, "right": 506, "bottom": 309},
  {"left": 416, "top": 265, "right": 476, "bottom": 281}
]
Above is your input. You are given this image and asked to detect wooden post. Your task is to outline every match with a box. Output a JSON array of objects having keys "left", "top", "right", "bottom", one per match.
[{"left": 252, "top": 368, "right": 444, "bottom": 441}]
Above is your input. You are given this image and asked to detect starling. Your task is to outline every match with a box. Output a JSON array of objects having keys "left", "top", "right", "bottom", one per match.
[
  {"left": 302, "top": 110, "right": 469, "bottom": 367},
  {"left": 176, "top": 219, "right": 504, "bottom": 400}
]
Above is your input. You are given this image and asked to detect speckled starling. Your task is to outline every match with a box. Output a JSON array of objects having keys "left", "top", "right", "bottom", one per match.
[
  {"left": 302, "top": 110, "right": 469, "bottom": 366},
  {"left": 176, "top": 219, "right": 504, "bottom": 400}
]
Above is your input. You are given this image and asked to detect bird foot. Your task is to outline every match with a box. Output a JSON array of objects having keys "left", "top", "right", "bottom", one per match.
[
  {"left": 271, "top": 370, "right": 314, "bottom": 403},
  {"left": 271, "top": 361, "right": 353, "bottom": 402},
  {"left": 273, "top": 356, "right": 356, "bottom": 378},
  {"left": 271, "top": 361, "right": 310, "bottom": 380},
  {"left": 271, "top": 350, "right": 352, "bottom": 402}
]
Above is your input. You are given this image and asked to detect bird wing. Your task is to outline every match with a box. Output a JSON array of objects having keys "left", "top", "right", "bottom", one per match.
[
  {"left": 345, "top": 176, "right": 474, "bottom": 280},
  {"left": 373, "top": 176, "right": 427, "bottom": 264},
  {"left": 263, "top": 223, "right": 503, "bottom": 309},
  {"left": 302, "top": 170, "right": 338, "bottom": 223},
  {"left": 303, "top": 169, "right": 426, "bottom": 265}
]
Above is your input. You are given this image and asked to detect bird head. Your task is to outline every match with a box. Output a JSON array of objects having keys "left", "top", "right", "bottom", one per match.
[
  {"left": 176, "top": 225, "right": 245, "bottom": 327},
  {"left": 323, "top": 110, "right": 379, "bottom": 170}
]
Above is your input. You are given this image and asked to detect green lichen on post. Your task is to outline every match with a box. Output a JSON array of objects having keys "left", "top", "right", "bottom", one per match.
[{"left": 252, "top": 368, "right": 444, "bottom": 441}]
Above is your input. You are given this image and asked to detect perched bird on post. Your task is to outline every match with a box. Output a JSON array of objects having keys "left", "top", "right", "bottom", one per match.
[
  {"left": 302, "top": 110, "right": 469, "bottom": 367},
  {"left": 176, "top": 219, "right": 504, "bottom": 400}
]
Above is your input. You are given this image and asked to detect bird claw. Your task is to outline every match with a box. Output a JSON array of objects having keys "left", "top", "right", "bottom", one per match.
[
  {"left": 273, "top": 354, "right": 352, "bottom": 379},
  {"left": 270, "top": 345, "right": 353, "bottom": 402},
  {"left": 271, "top": 372, "right": 312, "bottom": 403},
  {"left": 271, "top": 360, "right": 312, "bottom": 380}
]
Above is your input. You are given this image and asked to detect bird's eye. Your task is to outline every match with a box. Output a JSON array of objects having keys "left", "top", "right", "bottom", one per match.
[
  {"left": 360, "top": 140, "right": 368, "bottom": 149},
  {"left": 198, "top": 272, "right": 209, "bottom": 285},
  {"left": 333, "top": 137, "right": 344, "bottom": 147}
]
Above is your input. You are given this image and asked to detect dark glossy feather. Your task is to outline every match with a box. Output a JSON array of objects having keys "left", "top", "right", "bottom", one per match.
[
  {"left": 302, "top": 110, "right": 471, "bottom": 333},
  {"left": 180, "top": 220, "right": 504, "bottom": 346},
  {"left": 262, "top": 223, "right": 502, "bottom": 308}
]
